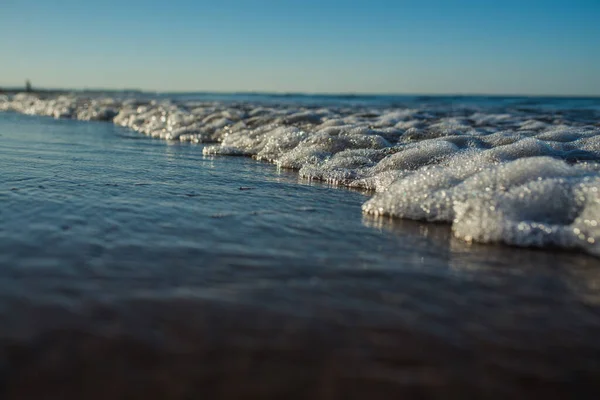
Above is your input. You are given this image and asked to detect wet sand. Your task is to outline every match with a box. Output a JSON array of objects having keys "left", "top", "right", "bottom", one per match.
[{"left": 2, "top": 265, "right": 600, "bottom": 399}]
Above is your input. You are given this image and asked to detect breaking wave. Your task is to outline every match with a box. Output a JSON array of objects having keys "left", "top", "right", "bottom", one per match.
[{"left": 2, "top": 92, "right": 600, "bottom": 255}]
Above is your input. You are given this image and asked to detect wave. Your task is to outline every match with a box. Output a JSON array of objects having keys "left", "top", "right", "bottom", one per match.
[{"left": 2, "top": 92, "right": 600, "bottom": 256}]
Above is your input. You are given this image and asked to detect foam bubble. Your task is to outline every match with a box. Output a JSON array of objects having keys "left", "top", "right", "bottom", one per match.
[{"left": 364, "top": 157, "right": 600, "bottom": 254}]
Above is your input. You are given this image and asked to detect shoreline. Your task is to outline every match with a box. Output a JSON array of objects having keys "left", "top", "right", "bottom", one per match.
[{"left": 2, "top": 88, "right": 600, "bottom": 100}]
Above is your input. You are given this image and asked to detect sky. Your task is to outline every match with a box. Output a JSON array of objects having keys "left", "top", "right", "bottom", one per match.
[{"left": 1, "top": 0, "right": 599, "bottom": 95}]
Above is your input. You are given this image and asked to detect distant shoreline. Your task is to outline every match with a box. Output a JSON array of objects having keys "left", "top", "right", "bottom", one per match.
[{"left": 1, "top": 88, "right": 599, "bottom": 100}]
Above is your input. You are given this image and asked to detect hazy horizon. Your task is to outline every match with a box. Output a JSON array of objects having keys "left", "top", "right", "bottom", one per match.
[
  {"left": 2, "top": 0, "right": 599, "bottom": 96},
  {"left": 3, "top": 84, "right": 600, "bottom": 98}
]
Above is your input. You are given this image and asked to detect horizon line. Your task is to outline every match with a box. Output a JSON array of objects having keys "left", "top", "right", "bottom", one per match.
[{"left": 1, "top": 85, "right": 599, "bottom": 99}]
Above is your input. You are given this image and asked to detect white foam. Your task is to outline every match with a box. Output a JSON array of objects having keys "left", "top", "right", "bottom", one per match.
[{"left": 2, "top": 92, "right": 600, "bottom": 255}]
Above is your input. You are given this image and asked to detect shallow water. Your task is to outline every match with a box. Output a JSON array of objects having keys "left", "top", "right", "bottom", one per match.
[
  {"left": 1, "top": 107, "right": 600, "bottom": 398},
  {"left": 0, "top": 112, "right": 434, "bottom": 280},
  {"left": 4, "top": 92, "right": 600, "bottom": 256}
]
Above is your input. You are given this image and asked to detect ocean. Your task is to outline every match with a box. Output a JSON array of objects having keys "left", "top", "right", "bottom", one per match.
[{"left": 1, "top": 92, "right": 600, "bottom": 398}]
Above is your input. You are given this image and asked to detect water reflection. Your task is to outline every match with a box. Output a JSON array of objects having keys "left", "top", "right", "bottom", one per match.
[
  {"left": 362, "top": 214, "right": 600, "bottom": 305},
  {"left": 363, "top": 215, "right": 453, "bottom": 244}
]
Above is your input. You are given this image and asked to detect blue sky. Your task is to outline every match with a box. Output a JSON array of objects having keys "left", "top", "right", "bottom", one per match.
[{"left": 1, "top": 0, "right": 599, "bottom": 95}]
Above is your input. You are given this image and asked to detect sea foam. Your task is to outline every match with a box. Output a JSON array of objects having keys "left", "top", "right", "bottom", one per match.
[{"left": 1, "top": 93, "right": 599, "bottom": 255}]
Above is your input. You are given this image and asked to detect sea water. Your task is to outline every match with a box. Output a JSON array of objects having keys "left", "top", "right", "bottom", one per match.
[
  {"left": 1, "top": 94, "right": 600, "bottom": 398},
  {"left": 3, "top": 92, "right": 600, "bottom": 255}
]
